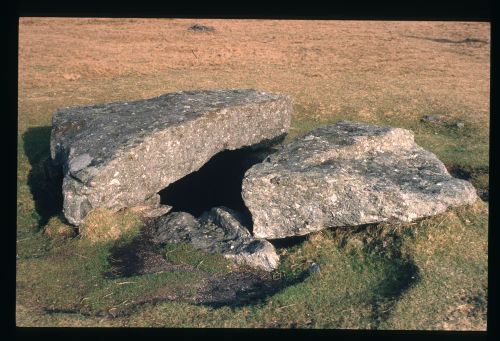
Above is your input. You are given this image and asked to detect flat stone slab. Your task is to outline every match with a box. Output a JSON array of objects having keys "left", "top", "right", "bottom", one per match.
[
  {"left": 242, "top": 121, "right": 478, "bottom": 239},
  {"left": 50, "top": 89, "right": 292, "bottom": 225},
  {"left": 150, "top": 207, "right": 279, "bottom": 272}
]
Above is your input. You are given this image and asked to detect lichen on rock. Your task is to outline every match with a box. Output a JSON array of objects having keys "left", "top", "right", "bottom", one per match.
[
  {"left": 242, "top": 120, "right": 478, "bottom": 239},
  {"left": 50, "top": 89, "right": 292, "bottom": 226},
  {"left": 149, "top": 207, "right": 279, "bottom": 272}
]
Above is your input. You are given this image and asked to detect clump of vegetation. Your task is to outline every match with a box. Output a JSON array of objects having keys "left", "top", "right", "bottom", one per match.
[
  {"left": 79, "top": 208, "right": 142, "bottom": 243},
  {"left": 43, "top": 214, "right": 76, "bottom": 239}
]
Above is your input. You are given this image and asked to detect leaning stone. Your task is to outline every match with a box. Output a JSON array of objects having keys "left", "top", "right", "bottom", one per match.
[
  {"left": 50, "top": 89, "right": 292, "bottom": 225},
  {"left": 150, "top": 207, "right": 279, "bottom": 272},
  {"left": 242, "top": 120, "right": 478, "bottom": 239}
]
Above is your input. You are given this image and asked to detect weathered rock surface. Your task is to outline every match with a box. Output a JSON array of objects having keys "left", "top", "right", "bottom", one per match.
[
  {"left": 50, "top": 89, "right": 292, "bottom": 225},
  {"left": 127, "top": 193, "right": 172, "bottom": 218},
  {"left": 242, "top": 120, "right": 478, "bottom": 239},
  {"left": 150, "top": 207, "right": 279, "bottom": 272}
]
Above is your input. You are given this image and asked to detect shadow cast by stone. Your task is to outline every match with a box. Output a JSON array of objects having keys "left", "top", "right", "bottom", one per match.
[
  {"left": 159, "top": 146, "right": 275, "bottom": 229},
  {"left": 22, "top": 126, "right": 64, "bottom": 229},
  {"left": 369, "top": 261, "right": 420, "bottom": 328},
  {"left": 105, "top": 224, "right": 192, "bottom": 278},
  {"left": 446, "top": 164, "right": 489, "bottom": 202},
  {"left": 195, "top": 269, "right": 310, "bottom": 309},
  {"left": 105, "top": 225, "right": 311, "bottom": 310}
]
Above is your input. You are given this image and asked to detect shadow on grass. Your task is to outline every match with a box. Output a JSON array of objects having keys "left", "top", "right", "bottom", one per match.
[
  {"left": 105, "top": 225, "right": 191, "bottom": 278},
  {"left": 446, "top": 164, "right": 489, "bottom": 202},
  {"left": 44, "top": 266, "right": 311, "bottom": 318},
  {"left": 22, "top": 126, "right": 64, "bottom": 229},
  {"left": 195, "top": 269, "right": 311, "bottom": 309},
  {"left": 105, "top": 224, "right": 313, "bottom": 311},
  {"left": 370, "top": 260, "right": 420, "bottom": 328}
]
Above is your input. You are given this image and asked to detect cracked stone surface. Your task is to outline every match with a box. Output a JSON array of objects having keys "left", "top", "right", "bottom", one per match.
[
  {"left": 50, "top": 89, "right": 292, "bottom": 225},
  {"left": 150, "top": 207, "right": 279, "bottom": 272},
  {"left": 242, "top": 120, "right": 478, "bottom": 239}
]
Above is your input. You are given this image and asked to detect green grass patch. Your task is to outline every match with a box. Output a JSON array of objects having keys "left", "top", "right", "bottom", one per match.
[
  {"left": 380, "top": 202, "right": 488, "bottom": 330},
  {"left": 16, "top": 203, "right": 488, "bottom": 328},
  {"left": 16, "top": 227, "right": 208, "bottom": 318},
  {"left": 163, "top": 243, "right": 232, "bottom": 275},
  {"left": 16, "top": 79, "right": 488, "bottom": 328},
  {"left": 108, "top": 231, "right": 422, "bottom": 328}
]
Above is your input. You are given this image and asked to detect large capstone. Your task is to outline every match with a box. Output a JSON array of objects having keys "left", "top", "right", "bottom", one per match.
[
  {"left": 50, "top": 89, "right": 292, "bottom": 225},
  {"left": 242, "top": 120, "right": 478, "bottom": 239},
  {"left": 150, "top": 207, "right": 279, "bottom": 272}
]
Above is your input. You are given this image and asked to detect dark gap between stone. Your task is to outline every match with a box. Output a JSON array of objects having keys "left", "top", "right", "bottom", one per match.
[
  {"left": 269, "top": 234, "right": 309, "bottom": 249},
  {"left": 158, "top": 146, "right": 273, "bottom": 230}
]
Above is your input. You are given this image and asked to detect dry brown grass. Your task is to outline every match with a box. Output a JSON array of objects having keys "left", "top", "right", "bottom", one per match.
[
  {"left": 18, "top": 18, "right": 490, "bottom": 132},
  {"left": 79, "top": 208, "right": 142, "bottom": 243},
  {"left": 43, "top": 214, "right": 76, "bottom": 239}
]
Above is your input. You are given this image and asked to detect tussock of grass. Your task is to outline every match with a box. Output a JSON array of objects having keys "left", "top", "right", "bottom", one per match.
[
  {"left": 43, "top": 214, "right": 76, "bottom": 239},
  {"left": 79, "top": 209, "right": 143, "bottom": 243}
]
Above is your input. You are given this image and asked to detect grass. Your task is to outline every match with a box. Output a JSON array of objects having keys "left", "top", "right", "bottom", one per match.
[
  {"left": 16, "top": 102, "right": 489, "bottom": 329},
  {"left": 381, "top": 202, "right": 488, "bottom": 330},
  {"left": 79, "top": 209, "right": 143, "bottom": 243},
  {"left": 16, "top": 228, "right": 209, "bottom": 320},
  {"left": 163, "top": 243, "right": 232, "bottom": 275},
  {"left": 16, "top": 19, "right": 489, "bottom": 329}
]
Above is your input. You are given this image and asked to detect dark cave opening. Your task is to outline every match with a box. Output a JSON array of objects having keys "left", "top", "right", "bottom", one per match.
[{"left": 158, "top": 146, "right": 274, "bottom": 229}]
